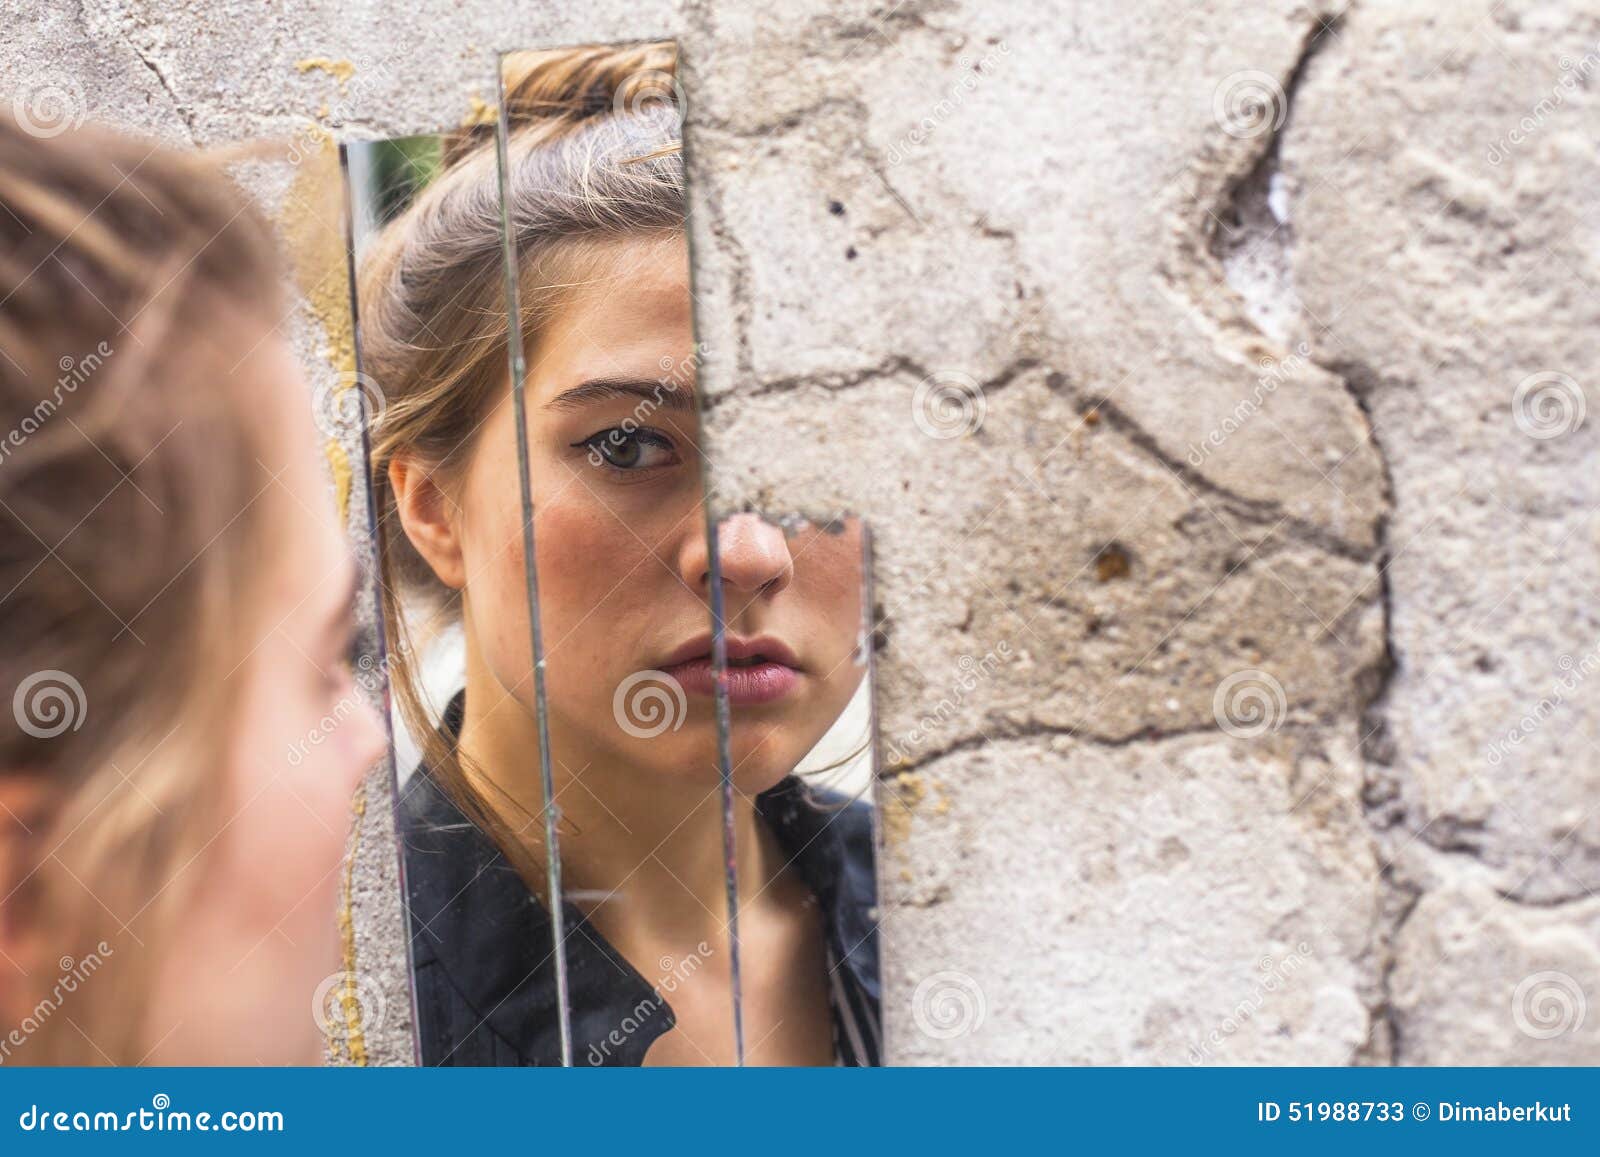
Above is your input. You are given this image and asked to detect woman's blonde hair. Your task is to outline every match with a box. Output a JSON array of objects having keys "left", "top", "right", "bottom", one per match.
[
  {"left": 0, "top": 113, "right": 286, "bottom": 1062},
  {"left": 359, "top": 42, "right": 685, "bottom": 835}
]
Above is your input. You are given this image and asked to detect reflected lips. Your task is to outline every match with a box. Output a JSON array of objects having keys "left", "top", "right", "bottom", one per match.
[{"left": 661, "top": 634, "right": 800, "bottom": 705}]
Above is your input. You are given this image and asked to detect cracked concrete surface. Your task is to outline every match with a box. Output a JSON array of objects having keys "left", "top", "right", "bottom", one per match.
[{"left": 5, "top": 0, "right": 1592, "bottom": 1063}]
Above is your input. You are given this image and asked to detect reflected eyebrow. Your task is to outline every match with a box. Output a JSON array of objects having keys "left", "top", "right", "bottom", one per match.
[{"left": 543, "top": 377, "right": 697, "bottom": 414}]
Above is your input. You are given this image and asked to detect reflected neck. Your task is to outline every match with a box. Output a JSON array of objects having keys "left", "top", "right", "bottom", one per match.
[{"left": 452, "top": 665, "right": 783, "bottom": 946}]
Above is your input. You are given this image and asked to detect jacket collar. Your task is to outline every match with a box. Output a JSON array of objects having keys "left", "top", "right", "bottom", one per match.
[{"left": 397, "top": 691, "right": 879, "bottom": 1066}]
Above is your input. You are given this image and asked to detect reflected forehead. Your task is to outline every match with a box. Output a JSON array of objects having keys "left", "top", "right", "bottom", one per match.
[
  {"left": 550, "top": 251, "right": 691, "bottom": 337},
  {"left": 529, "top": 235, "right": 696, "bottom": 413}
]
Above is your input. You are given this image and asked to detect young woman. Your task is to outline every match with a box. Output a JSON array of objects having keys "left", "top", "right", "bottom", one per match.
[
  {"left": 361, "top": 43, "right": 881, "bottom": 1065},
  {"left": 0, "top": 113, "right": 386, "bottom": 1063}
]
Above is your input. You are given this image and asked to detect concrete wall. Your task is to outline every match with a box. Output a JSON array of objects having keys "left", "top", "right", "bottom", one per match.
[{"left": 6, "top": 0, "right": 1594, "bottom": 1064}]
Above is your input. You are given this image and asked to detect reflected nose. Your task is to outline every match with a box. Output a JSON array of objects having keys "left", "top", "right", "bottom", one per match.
[
  {"left": 679, "top": 513, "right": 793, "bottom": 598},
  {"left": 719, "top": 514, "right": 794, "bottom": 595}
]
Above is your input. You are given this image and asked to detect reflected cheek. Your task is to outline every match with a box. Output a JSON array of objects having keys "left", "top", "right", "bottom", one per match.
[{"left": 532, "top": 500, "right": 656, "bottom": 653}]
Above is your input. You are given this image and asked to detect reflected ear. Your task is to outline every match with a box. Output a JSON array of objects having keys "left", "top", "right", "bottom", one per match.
[{"left": 389, "top": 456, "right": 466, "bottom": 590}]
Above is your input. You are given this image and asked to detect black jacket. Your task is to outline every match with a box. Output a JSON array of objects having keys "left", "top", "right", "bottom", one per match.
[{"left": 396, "top": 693, "right": 882, "bottom": 1066}]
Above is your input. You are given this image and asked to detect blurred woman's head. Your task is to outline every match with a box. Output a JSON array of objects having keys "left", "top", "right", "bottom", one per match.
[{"left": 0, "top": 113, "right": 384, "bottom": 1063}]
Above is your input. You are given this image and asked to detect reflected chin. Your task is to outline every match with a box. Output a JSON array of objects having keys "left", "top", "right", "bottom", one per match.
[{"left": 727, "top": 727, "right": 806, "bottom": 794}]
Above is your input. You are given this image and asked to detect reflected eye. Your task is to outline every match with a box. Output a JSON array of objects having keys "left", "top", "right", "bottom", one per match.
[{"left": 574, "top": 427, "right": 679, "bottom": 473}]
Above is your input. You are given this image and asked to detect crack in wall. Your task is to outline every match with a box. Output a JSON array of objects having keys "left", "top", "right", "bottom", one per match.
[
  {"left": 1078, "top": 391, "right": 1380, "bottom": 563},
  {"left": 1350, "top": 869, "right": 1422, "bottom": 1065},
  {"left": 1155, "top": 9, "right": 1345, "bottom": 367},
  {"left": 1206, "top": 9, "right": 1345, "bottom": 322},
  {"left": 704, "top": 351, "right": 1040, "bottom": 412},
  {"left": 1182, "top": 3, "right": 1420, "bottom": 1068},
  {"left": 886, "top": 715, "right": 1376, "bottom": 778},
  {"left": 711, "top": 339, "right": 1383, "bottom": 568},
  {"left": 103, "top": 8, "right": 199, "bottom": 142}
]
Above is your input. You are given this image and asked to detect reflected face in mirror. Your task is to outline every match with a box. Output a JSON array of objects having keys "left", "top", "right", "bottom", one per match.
[
  {"left": 706, "top": 514, "right": 867, "bottom": 788},
  {"left": 363, "top": 39, "right": 881, "bottom": 1067},
  {"left": 439, "top": 233, "right": 864, "bottom": 795}
]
